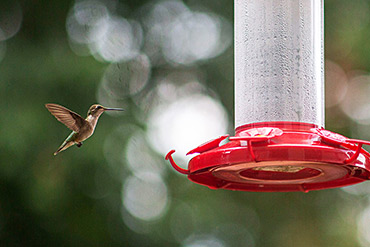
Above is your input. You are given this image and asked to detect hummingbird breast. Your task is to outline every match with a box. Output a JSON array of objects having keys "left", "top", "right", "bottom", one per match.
[{"left": 75, "top": 122, "right": 94, "bottom": 142}]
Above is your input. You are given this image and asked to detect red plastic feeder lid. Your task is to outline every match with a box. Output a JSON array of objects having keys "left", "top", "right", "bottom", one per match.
[{"left": 165, "top": 122, "right": 370, "bottom": 192}]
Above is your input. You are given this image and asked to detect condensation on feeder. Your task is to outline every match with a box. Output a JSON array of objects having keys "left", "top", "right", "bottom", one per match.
[{"left": 235, "top": 0, "right": 324, "bottom": 128}]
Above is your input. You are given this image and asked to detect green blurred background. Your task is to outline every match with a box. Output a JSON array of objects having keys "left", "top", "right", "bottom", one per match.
[{"left": 1, "top": 0, "right": 370, "bottom": 246}]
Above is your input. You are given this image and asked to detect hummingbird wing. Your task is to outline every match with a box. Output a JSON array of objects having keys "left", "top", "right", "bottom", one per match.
[{"left": 45, "top": 103, "right": 86, "bottom": 133}]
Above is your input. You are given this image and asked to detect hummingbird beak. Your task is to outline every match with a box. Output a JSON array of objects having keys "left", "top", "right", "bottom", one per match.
[{"left": 103, "top": 107, "right": 124, "bottom": 111}]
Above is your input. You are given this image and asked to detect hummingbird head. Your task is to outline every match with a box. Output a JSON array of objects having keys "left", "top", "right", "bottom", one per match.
[{"left": 87, "top": 104, "right": 124, "bottom": 117}]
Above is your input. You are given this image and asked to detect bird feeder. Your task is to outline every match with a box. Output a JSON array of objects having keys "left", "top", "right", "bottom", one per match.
[{"left": 165, "top": 0, "right": 370, "bottom": 192}]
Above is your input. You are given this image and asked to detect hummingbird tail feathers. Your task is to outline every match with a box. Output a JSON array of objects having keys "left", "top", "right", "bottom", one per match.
[{"left": 54, "top": 141, "right": 75, "bottom": 155}]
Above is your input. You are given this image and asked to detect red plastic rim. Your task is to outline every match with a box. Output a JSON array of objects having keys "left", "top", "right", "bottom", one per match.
[{"left": 166, "top": 122, "right": 370, "bottom": 192}]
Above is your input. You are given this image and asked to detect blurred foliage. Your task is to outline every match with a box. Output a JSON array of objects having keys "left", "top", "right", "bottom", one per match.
[{"left": 0, "top": 0, "right": 370, "bottom": 247}]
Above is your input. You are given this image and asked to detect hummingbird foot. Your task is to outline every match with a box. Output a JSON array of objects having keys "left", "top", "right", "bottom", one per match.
[{"left": 77, "top": 142, "right": 83, "bottom": 148}]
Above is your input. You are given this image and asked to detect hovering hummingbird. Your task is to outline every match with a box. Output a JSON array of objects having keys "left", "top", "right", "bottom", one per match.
[{"left": 45, "top": 103, "right": 123, "bottom": 155}]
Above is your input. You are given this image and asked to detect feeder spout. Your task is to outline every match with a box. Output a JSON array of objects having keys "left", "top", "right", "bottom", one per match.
[
  {"left": 345, "top": 139, "right": 370, "bottom": 164},
  {"left": 165, "top": 150, "right": 189, "bottom": 175}
]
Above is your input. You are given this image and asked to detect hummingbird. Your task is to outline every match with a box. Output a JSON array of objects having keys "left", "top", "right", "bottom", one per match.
[{"left": 45, "top": 103, "right": 123, "bottom": 155}]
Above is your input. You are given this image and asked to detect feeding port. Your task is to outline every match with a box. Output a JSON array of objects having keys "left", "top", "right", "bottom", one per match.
[{"left": 165, "top": 0, "right": 370, "bottom": 192}]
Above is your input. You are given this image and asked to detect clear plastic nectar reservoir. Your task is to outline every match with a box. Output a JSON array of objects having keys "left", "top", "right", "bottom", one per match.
[{"left": 235, "top": 0, "right": 324, "bottom": 128}]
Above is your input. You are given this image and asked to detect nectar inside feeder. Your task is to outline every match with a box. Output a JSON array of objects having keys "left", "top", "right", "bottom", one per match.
[{"left": 165, "top": 0, "right": 370, "bottom": 192}]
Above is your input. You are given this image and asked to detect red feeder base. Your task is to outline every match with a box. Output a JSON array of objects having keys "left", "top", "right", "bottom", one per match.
[{"left": 165, "top": 122, "right": 370, "bottom": 192}]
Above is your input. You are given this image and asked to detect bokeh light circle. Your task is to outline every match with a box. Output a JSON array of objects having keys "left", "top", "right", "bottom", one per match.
[
  {"left": 182, "top": 234, "right": 225, "bottom": 247},
  {"left": 100, "top": 54, "right": 151, "bottom": 99},
  {"left": 0, "top": 0, "right": 22, "bottom": 41},
  {"left": 66, "top": 0, "right": 109, "bottom": 44},
  {"left": 122, "top": 172, "right": 169, "bottom": 221},
  {"left": 125, "top": 130, "right": 165, "bottom": 177},
  {"left": 90, "top": 17, "right": 143, "bottom": 62},
  {"left": 340, "top": 75, "right": 370, "bottom": 124},
  {"left": 0, "top": 30, "right": 6, "bottom": 63},
  {"left": 325, "top": 60, "right": 348, "bottom": 108},
  {"left": 163, "top": 12, "right": 223, "bottom": 65},
  {"left": 147, "top": 93, "right": 229, "bottom": 159},
  {"left": 139, "top": 0, "right": 232, "bottom": 66},
  {"left": 357, "top": 205, "right": 370, "bottom": 247}
]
